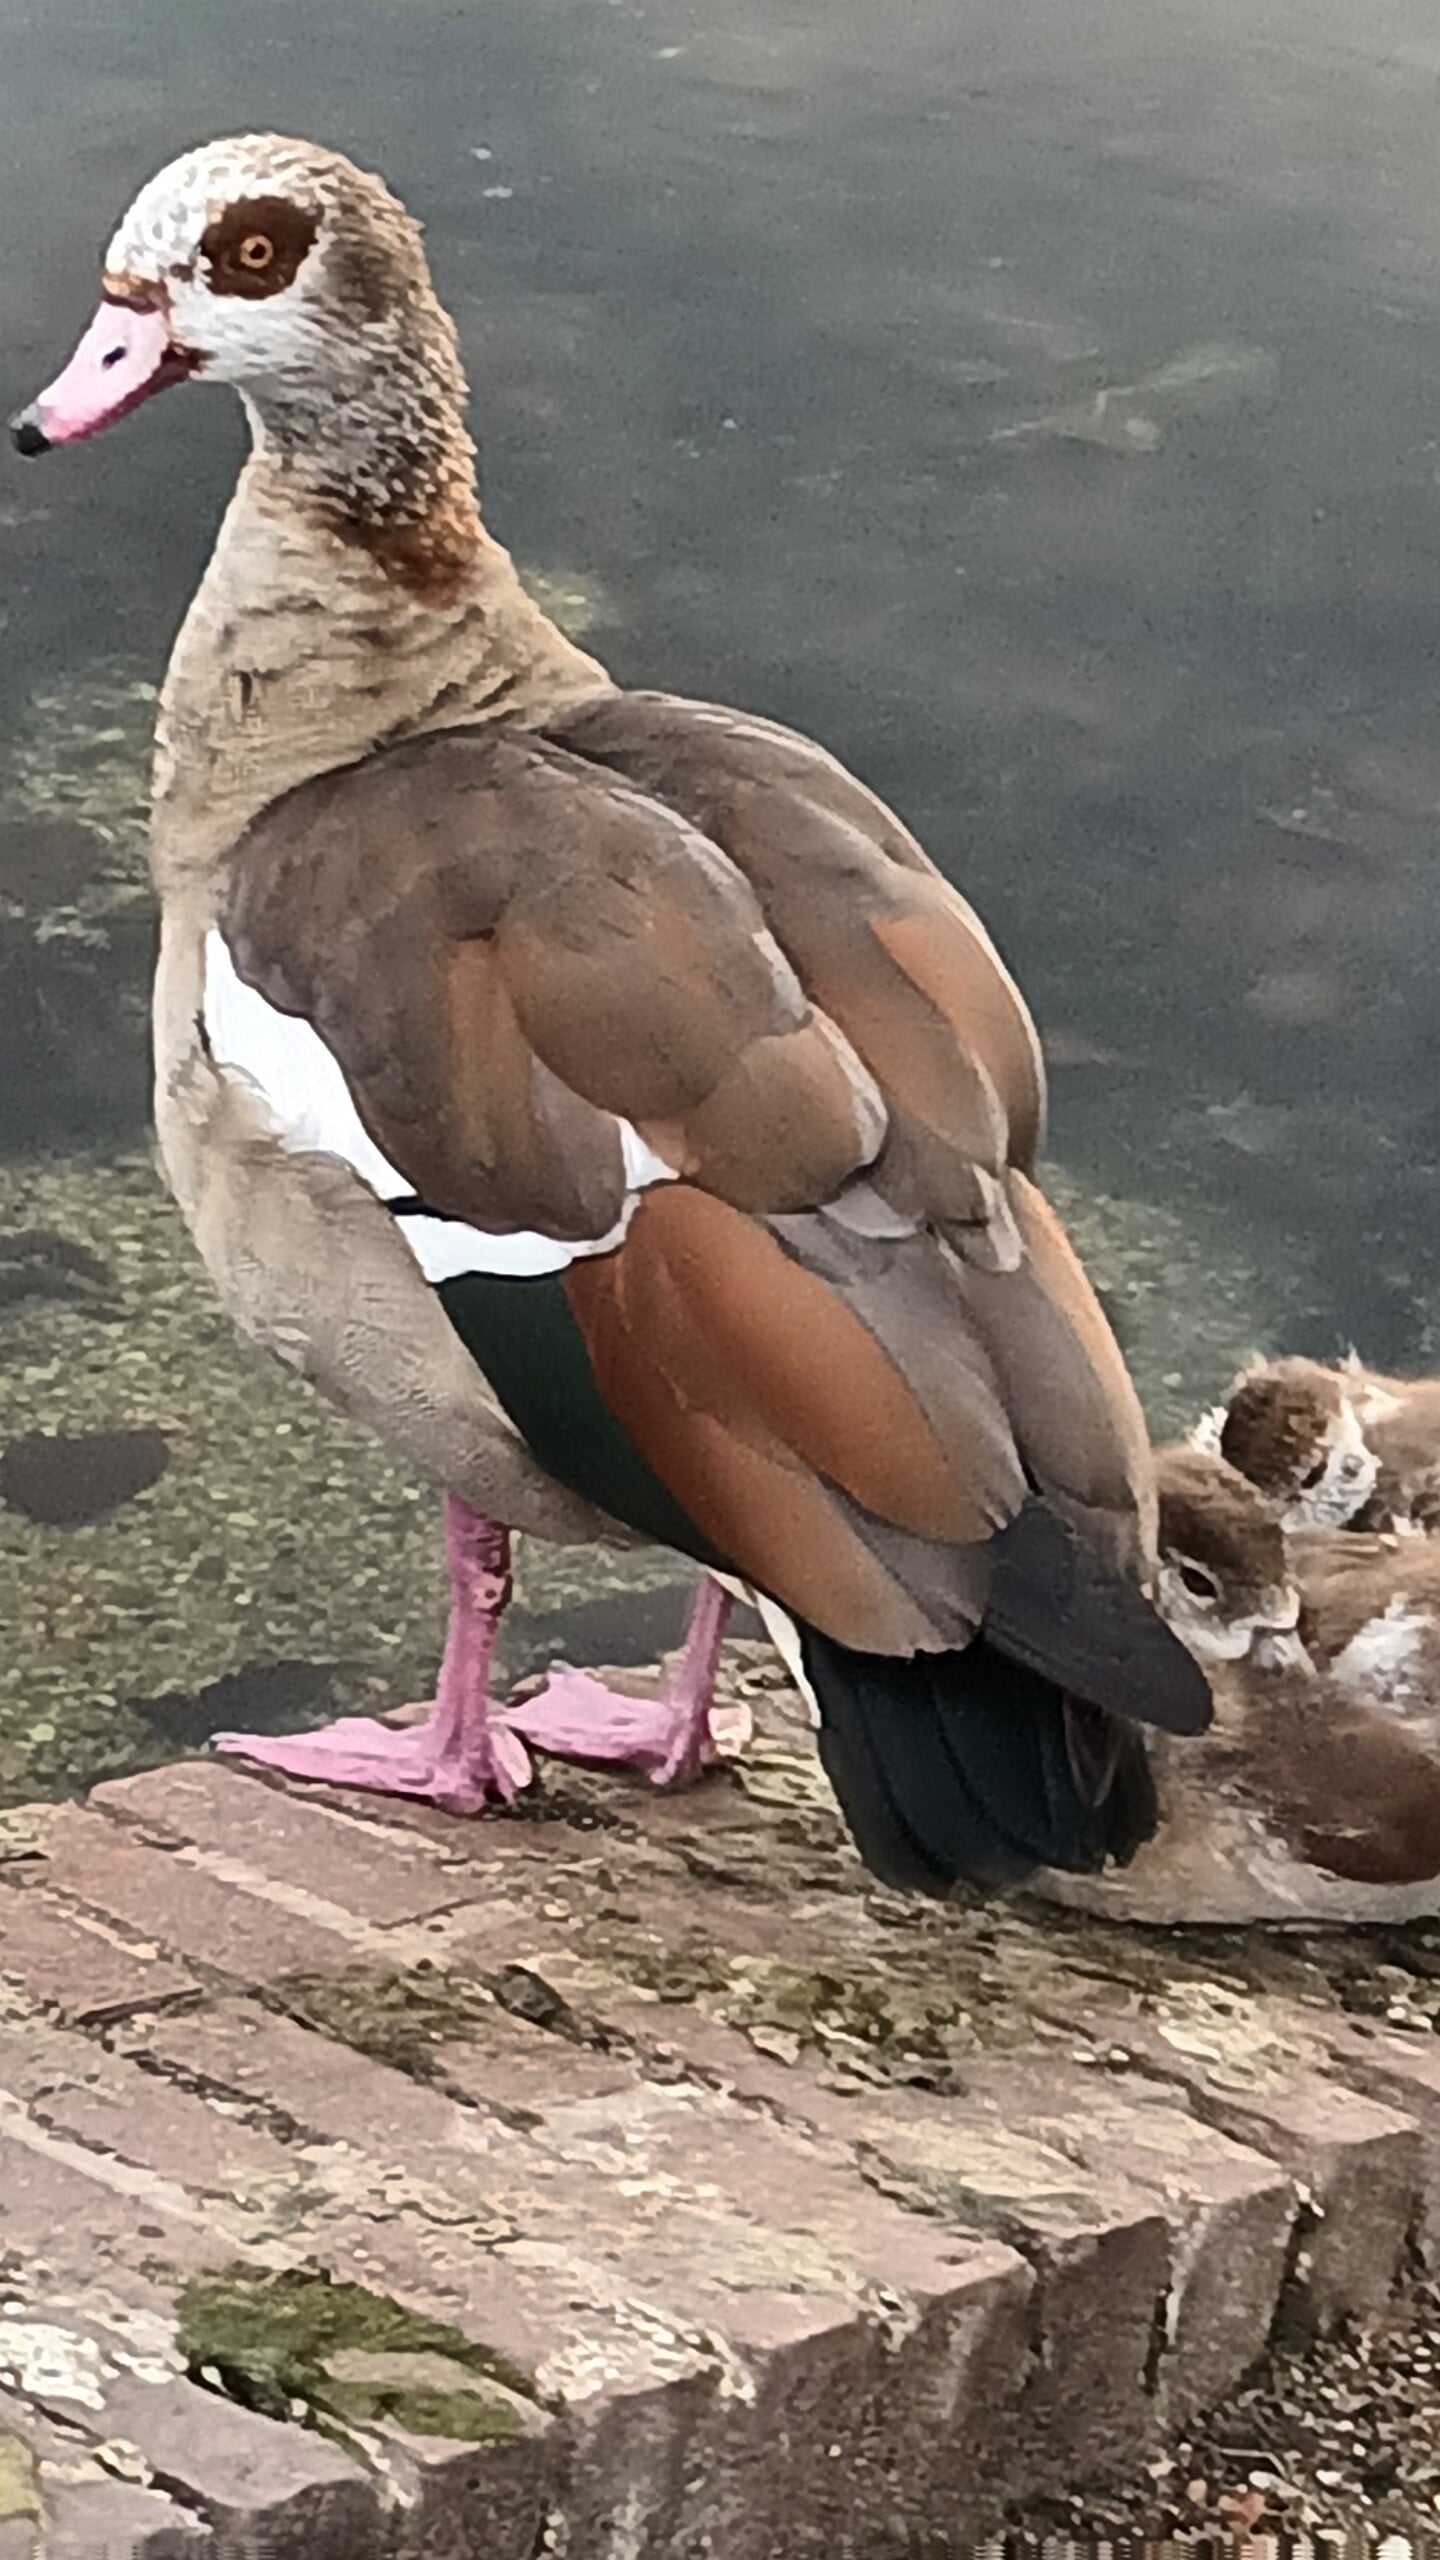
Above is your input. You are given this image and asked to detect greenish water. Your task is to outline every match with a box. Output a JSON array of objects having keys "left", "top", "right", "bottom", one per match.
[{"left": 2, "top": 0, "right": 1439, "bottom": 1796}]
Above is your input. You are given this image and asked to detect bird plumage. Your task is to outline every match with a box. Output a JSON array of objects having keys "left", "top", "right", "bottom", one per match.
[
  {"left": 12, "top": 131, "right": 1211, "bottom": 1889},
  {"left": 1041, "top": 1443, "right": 1440, "bottom": 1924}
]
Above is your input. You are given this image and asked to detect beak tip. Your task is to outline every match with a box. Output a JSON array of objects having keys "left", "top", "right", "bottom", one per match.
[{"left": 9, "top": 409, "right": 52, "bottom": 458}]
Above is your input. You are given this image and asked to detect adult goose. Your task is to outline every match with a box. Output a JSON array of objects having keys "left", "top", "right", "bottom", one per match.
[{"left": 11, "top": 133, "right": 1209, "bottom": 1895}]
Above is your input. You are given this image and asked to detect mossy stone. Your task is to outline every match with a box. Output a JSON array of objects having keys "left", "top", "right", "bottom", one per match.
[
  {"left": 0, "top": 2437, "right": 39, "bottom": 2525},
  {"left": 267, "top": 1964, "right": 506, "bottom": 2083},
  {"left": 177, "top": 2265, "right": 539, "bottom": 2450}
]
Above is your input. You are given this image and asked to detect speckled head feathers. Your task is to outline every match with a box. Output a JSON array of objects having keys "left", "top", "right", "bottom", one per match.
[
  {"left": 100, "top": 133, "right": 481, "bottom": 596},
  {"left": 105, "top": 134, "right": 433, "bottom": 348}
]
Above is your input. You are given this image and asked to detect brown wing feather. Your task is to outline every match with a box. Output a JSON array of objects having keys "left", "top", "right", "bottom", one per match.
[
  {"left": 871, "top": 904, "right": 1043, "bottom": 1174},
  {"left": 224, "top": 725, "right": 881, "bottom": 1236},
  {"left": 226, "top": 708, "right": 1150, "bottom": 1629},
  {"left": 550, "top": 690, "right": 1047, "bottom": 1189},
  {"left": 569, "top": 1185, "right": 985, "bottom": 1545},
  {"left": 953, "top": 1173, "right": 1155, "bottom": 1552},
  {"left": 1292, "top": 1534, "right": 1440, "bottom": 1668},
  {"left": 564, "top": 1190, "right": 973, "bottom": 1652}
]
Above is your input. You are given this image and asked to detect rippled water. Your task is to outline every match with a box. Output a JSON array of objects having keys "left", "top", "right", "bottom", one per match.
[{"left": 2, "top": 0, "right": 1439, "bottom": 1796}]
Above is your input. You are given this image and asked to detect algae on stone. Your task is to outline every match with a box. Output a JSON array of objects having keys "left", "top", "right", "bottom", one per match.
[
  {"left": 268, "top": 1964, "right": 506, "bottom": 2085},
  {"left": 0, "top": 661, "right": 155, "bottom": 945},
  {"left": 0, "top": 2437, "right": 39, "bottom": 2525},
  {"left": 177, "top": 2266, "right": 539, "bottom": 2450}
]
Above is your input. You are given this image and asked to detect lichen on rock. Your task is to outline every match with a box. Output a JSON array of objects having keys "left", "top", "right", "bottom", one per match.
[{"left": 267, "top": 1964, "right": 506, "bottom": 2084}]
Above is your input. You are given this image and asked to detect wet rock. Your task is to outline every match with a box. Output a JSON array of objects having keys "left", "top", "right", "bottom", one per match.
[
  {"left": 128, "top": 1659, "right": 339, "bottom": 1753},
  {"left": 0, "top": 1427, "right": 168, "bottom": 1527},
  {"left": 503, "top": 1580, "right": 761, "bottom": 1682},
  {"left": 0, "top": 1229, "right": 116, "bottom": 1313},
  {"left": 0, "top": 817, "right": 105, "bottom": 911},
  {"left": 0, "top": 926, "right": 154, "bottom": 1154}
]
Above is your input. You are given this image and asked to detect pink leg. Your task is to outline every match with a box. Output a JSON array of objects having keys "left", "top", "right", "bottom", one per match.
[
  {"left": 499, "top": 1577, "right": 737, "bottom": 1787},
  {"left": 214, "top": 1496, "right": 531, "bottom": 1813}
]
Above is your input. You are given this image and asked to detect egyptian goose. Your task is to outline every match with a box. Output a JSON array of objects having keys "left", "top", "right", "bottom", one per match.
[
  {"left": 1041, "top": 1448, "right": 1440, "bottom": 1922},
  {"left": 1206, "top": 1353, "right": 1440, "bottom": 1535},
  {"left": 1150, "top": 1444, "right": 1305, "bottom": 1667},
  {"left": 11, "top": 134, "right": 1208, "bottom": 1894}
]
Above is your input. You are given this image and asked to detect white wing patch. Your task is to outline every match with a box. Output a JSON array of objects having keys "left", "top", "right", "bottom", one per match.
[{"left": 202, "top": 930, "right": 674, "bottom": 1281}]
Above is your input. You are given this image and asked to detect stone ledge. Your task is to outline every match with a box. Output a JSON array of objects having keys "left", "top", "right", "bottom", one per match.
[{"left": 2, "top": 1726, "right": 1439, "bottom": 2554}]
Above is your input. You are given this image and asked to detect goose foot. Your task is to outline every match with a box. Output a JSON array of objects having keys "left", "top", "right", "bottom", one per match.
[
  {"left": 500, "top": 1579, "right": 737, "bottom": 1788},
  {"left": 213, "top": 1709, "right": 531, "bottom": 1814},
  {"left": 215, "top": 1495, "right": 529, "bottom": 1813}
]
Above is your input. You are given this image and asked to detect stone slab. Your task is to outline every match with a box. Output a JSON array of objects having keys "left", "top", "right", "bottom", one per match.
[
  {"left": 119, "top": 1988, "right": 1037, "bottom": 2553},
  {"left": 0, "top": 1880, "right": 197, "bottom": 2023},
  {"left": 2, "top": 2316, "right": 375, "bottom": 2560},
  {"left": 0, "top": 2387, "right": 213, "bottom": 2556},
  {"left": 0, "top": 2126, "right": 222, "bottom": 2306},
  {"left": 92, "top": 1762, "right": 480, "bottom": 1924},
  {"left": 0, "top": 2017, "right": 291, "bottom": 2206},
  {"left": 26, "top": 1805, "right": 365, "bottom": 1984},
  {"left": 1319, "top": 2015, "right": 1440, "bottom": 2260},
  {"left": 33, "top": 2479, "right": 209, "bottom": 2560},
  {"left": 3, "top": 1739, "right": 1440, "bottom": 2554},
  {"left": 1052, "top": 2006, "right": 1423, "bottom": 2334}
]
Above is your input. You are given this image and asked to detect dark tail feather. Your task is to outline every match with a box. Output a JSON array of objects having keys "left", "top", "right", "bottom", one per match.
[
  {"left": 986, "top": 1498, "right": 1212, "bottom": 1737},
  {"left": 801, "top": 1624, "right": 1159, "bottom": 1898}
]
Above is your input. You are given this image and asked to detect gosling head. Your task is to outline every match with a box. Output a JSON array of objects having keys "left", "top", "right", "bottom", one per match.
[
  {"left": 1154, "top": 1444, "right": 1304, "bottom": 1664},
  {"left": 1214, "top": 1357, "right": 1380, "bottom": 1532}
]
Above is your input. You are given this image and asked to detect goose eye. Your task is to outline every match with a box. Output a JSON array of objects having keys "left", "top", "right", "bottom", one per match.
[
  {"left": 237, "top": 234, "right": 275, "bottom": 273},
  {"left": 1177, "top": 1562, "right": 1220, "bottom": 1603},
  {"left": 1299, "top": 1453, "right": 1330, "bottom": 1490}
]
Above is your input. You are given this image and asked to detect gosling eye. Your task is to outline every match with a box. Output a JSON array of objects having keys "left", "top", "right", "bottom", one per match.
[
  {"left": 1177, "top": 1561, "right": 1221, "bottom": 1604},
  {"left": 1299, "top": 1453, "right": 1331, "bottom": 1490}
]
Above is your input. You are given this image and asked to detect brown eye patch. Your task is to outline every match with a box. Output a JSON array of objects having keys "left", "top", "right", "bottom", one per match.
[{"left": 200, "top": 196, "right": 319, "bottom": 299}]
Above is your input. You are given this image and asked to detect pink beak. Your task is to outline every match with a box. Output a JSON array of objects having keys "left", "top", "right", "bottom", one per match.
[{"left": 9, "top": 301, "right": 194, "bottom": 454}]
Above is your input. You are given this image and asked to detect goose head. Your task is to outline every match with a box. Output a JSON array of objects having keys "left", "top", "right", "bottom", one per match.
[
  {"left": 1215, "top": 1356, "right": 1379, "bottom": 1532},
  {"left": 9, "top": 136, "right": 479, "bottom": 601},
  {"left": 1153, "top": 1444, "right": 1304, "bottom": 1664},
  {"left": 11, "top": 134, "right": 453, "bottom": 442}
]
